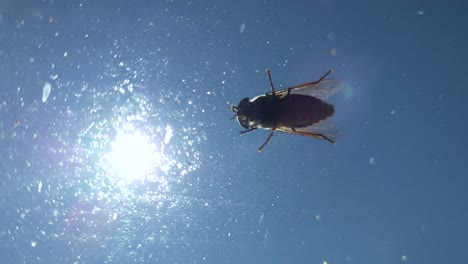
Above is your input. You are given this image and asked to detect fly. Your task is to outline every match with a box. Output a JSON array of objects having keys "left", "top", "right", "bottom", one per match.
[{"left": 231, "top": 69, "right": 342, "bottom": 151}]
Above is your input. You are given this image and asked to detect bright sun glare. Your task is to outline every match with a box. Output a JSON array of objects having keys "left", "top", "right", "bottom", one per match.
[{"left": 106, "top": 130, "right": 157, "bottom": 182}]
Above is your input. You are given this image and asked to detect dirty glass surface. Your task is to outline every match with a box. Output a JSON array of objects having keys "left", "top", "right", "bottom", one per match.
[{"left": 1, "top": 1, "right": 467, "bottom": 263}]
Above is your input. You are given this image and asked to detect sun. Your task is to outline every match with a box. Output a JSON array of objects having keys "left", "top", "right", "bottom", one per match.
[{"left": 105, "top": 129, "right": 157, "bottom": 182}]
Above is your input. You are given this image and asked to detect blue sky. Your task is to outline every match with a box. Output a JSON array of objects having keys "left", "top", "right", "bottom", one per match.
[{"left": 1, "top": 0, "right": 467, "bottom": 263}]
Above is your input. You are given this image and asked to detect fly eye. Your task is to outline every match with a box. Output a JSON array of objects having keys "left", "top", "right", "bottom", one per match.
[{"left": 237, "top": 98, "right": 250, "bottom": 111}]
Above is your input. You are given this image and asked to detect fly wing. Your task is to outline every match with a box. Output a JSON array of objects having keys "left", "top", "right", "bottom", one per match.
[
  {"left": 275, "top": 119, "right": 341, "bottom": 143},
  {"left": 274, "top": 80, "right": 343, "bottom": 101}
]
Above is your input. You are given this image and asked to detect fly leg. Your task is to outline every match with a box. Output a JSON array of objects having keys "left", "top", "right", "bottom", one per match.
[
  {"left": 266, "top": 69, "right": 276, "bottom": 93},
  {"left": 316, "top": 133, "right": 335, "bottom": 144},
  {"left": 313, "top": 69, "right": 333, "bottom": 84},
  {"left": 240, "top": 128, "right": 257, "bottom": 134},
  {"left": 283, "top": 69, "right": 334, "bottom": 93},
  {"left": 266, "top": 69, "right": 333, "bottom": 92},
  {"left": 258, "top": 130, "right": 275, "bottom": 152},
  {"left": 293, "top": 127, "right": 336, "bottom": 144}
]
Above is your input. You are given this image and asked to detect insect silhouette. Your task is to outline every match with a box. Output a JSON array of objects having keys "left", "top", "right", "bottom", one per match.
[{"left": 231, "top": 69, "right": 342, "bottom": 151}]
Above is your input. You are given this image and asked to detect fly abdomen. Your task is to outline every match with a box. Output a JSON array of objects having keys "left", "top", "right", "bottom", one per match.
[{"left": 279, "top": 95, "right": 334, "bottom": 128}]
